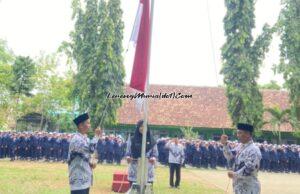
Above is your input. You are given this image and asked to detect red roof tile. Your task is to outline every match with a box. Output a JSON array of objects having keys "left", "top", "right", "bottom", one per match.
[{"left": 117, "top": 85, "right": 292, "bottom": 132}]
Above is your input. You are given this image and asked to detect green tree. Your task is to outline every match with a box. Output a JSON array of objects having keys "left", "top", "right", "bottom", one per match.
[
  {"left": 0, "top": 39, "right": 14, "bottom": 130},
  {"left": 264, "top": 107, "right": 292, "bottom": 144},
  {"left": 276, "top": 0, "right": 300, "bottom": 124},
  {"left": 108, "top": 0, "right": 125, "bottom": 68},
  {"left": 180, "top": 126, "right": 198, "bottom": 140},
  {"left": 10, "top": 56, "right": 36, "bottom": 129},
  {"left": 71, "top": 0, "right": 125, "bottom": 129},
  {"left": 0, "top": 39, "right": 14, "bottom": 91},
  {"left": 0, "top": 40, "right": 13, "bottom": 103},
  {"left": 11, "top": 56, "right": 36, "bottom": 97},
  {"left": 259, "top": 80, "right": 281, "bottom": 90},
  {"left": 221, "top": 0, "right": 274, "bottom": 130},
  {"left": 24, "top": 53, "right": 75, "bottom": 131}
]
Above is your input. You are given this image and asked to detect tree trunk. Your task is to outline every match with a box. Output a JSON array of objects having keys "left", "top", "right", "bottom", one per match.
[
  {"left": 278, "top": 124, "right": 282, "bottom": 144},
  {"left": 296, "top": 97, "right": 300, "bottom": 122},
  {"left": 15, "top": 96, "right": 20, "bottom": 130},
  {"left": 56, "top": 115, "right": 60, "bottom": 131},
  {"left": 278, "top": 131, "right": 282, "bottom": 144},
  {"left": 39, "top": 100, "right": 44, "bottom": 130},
  {"left": 40, "top": 113, "right": 44, "bottom": 131}
]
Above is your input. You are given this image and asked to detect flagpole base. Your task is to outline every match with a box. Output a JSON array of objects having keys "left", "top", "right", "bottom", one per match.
[{"left": 127, "top": 183, "right": 154, "bottom": 194}]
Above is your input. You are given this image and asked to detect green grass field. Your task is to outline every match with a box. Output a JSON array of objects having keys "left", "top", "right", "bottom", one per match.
[{"left": 0, "top": 160, "right": 299, "bottom": 194}]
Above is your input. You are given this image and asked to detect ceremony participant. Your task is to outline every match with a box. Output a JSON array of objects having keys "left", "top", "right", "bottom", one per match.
[
  {"left": 67, "top": 113, "right": 99, "bottom": 194},
  {"left": 114, "top": 138, "right": 124, "bottom": 165},
  {"left": 61, "top": 134, "right": 70, "bottom": 162},
  {"left": 221, "top": 123, "right": 262, "bottom": 194},
  {"left": 125, "top": 120, "right": 158, "bottom": 187},
  {"left": 208, "top": 141, "right": 218, "bottom": 169},
  {"left": 90, "top": 127, "right": 102, "bottom": 164},
  {"left": 96, "top": 136, "right": 106, "bottom": 164},
  {"left": 192, "top": 141, "right": 202, "bottom": 168},
  {"left": 1, "top": 130, "right": 299, "bottom": 175},
  {"left": 165, "top": 136, "right": 185, "bottom": 189}
]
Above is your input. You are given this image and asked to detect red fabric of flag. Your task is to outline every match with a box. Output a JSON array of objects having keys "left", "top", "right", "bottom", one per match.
[{"left": 129, "top": 0, "right": 150, "bottom": 92}]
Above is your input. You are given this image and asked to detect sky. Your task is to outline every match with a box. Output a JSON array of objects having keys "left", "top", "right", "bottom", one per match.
[{"left": 0, "top": 0, "right": 284, "bottom": 87}]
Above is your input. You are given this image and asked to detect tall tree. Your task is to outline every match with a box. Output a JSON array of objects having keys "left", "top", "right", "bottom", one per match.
[
  {"left": 108, "top": 0, "right": 124, "bottom": 66},
  {"left": 21, "top": 53, "right": 75, "bottom": 131},
  {"left": 105, "top": 0, "right": 125, "bottom": 126},
  {"left": 0, "top": 39, "right": 13, "bottom": 96},
  {"left": 0, "top": 39, "right": 14, "bottom": 130},
  {"left": 10, "top": 56, "right": 36, "bottom": 129},
  {"left": 11, "top": 56, "right": 36, "bottom": 97},
  {"left": 276, "top": 0, "right": 300, "bottom": 124},
  {"left": 71, "top": 0, "right": 125, "bottom": 129},
  {"left": 221, "top": 0, "right": 274, "bottom": 129}
]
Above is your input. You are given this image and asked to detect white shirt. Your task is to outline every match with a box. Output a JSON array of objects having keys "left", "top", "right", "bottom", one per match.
[{"left": 166, "top": 142, "right": 185, "bottom": 164}]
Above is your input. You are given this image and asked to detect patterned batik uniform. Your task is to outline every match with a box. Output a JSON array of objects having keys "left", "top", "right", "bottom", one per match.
[
  {"left": 165, "top": 142, "right": 185, "bottom": 164},
  {"left": 126, "top": 139, "right": 159, "bottom": 183},
  {"left": 68, "top": 133, "right": 98, "bottom": 191},
  {"left": 223, "top": 140, "right": 262, "bottom": 194}
]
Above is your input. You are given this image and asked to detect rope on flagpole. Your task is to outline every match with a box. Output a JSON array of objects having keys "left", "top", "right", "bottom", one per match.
[
  {"left": 207, "top": 0, "right": 230, "bottom": 190},
  {"left": 206, "top": 0, "right": 219, "bottom": 86}
]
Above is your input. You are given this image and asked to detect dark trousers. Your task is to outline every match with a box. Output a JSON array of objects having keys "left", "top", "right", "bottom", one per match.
[
  {"left": 210, "top": 157, "right": 217, "bottom": 169},
  {"left": 261, "top": 159, "right": 270, "bottom": 171},
  {"left": 71, "top": 188, "right": 89, "bottom": 194},
  {"left": 106, "top": 152, "right": 113, "bottom": 163},
  {"left": 98, "top": 153, "right": 105, "bottom": 163},
  {"left": 270, "top": 161, "right": 278, "bottom": 172},
  {"left": 169, "top": 163, "right": 181, "bottom": 187}
]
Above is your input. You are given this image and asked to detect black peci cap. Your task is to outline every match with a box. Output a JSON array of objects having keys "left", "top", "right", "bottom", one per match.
[
  {"left": 237, "top": 123, "right": 254, "bottom": 133},
  {"left": 73, "top": 113, "right": 89, "bottom": 126}
]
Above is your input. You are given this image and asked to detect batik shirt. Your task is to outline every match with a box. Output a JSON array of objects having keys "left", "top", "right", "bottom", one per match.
[
  {"left": 68, "top": 133, "right": 98, "bottom": 191},
  {"left": 165, "top": 142, "right": 185, "bottom": 164},
  {"left": 125, "top": 139, "right": 159, "bottom": 182},
  {"left": 223, "top": 140, "right": 262, "bottom": 194}
]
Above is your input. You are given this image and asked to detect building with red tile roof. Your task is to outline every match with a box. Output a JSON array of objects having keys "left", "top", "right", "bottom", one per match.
[
  {"left": 112, "top": 85, "right": 298, "bottom": 143},
  {"left": 117, "top": 85, "right": 290, "bottom": 130}
]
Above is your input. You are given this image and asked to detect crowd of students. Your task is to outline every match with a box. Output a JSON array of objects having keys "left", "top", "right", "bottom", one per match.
[
  {"left": 157, "top": 138, "right": 300, "bottom": 173},
  {"left": 1, "top": 131, "right": 300, "bottom": 173}
]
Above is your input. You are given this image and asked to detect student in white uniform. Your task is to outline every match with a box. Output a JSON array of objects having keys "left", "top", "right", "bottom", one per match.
[{"left": 165, "top": 136, "right": 185, "bottom": 189}]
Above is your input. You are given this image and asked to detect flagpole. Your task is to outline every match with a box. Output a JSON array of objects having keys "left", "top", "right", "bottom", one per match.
[{"left": 140, "top": 0, "right": 155, "bottom": 193}]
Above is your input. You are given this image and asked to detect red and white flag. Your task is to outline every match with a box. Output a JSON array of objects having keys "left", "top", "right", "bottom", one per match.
[{"left": 129, "top": 0, "right": 151, "bottom": 93}]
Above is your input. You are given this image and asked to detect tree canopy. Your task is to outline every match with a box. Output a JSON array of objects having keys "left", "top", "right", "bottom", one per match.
[
  {"left": 71, "top": 0, "right": 125, "bottom": 129},
  {"left": 221, "top": 0, "right": 274, "bottom": 130},
  {"left": 276, "top": 0, "right": 300, "bottom": 124}
]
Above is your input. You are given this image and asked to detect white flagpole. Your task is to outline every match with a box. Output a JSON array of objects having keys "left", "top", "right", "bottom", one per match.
[{"left": 140, "top": 0, "right": 155, "bottom": 193}]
